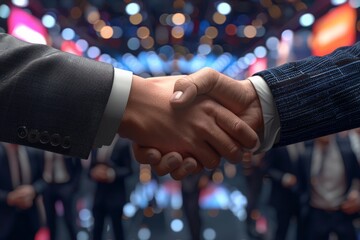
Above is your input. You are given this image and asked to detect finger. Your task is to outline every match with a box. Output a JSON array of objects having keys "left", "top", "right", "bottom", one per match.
[
  {"left": 132, "top": 144, "right": 162, "bottom": 165},
  {"left": 152, "top": 152, "right": 183, "bottom": 176},
  {"left": 191, "top": 141, "right": 221, "bottom": 170},
  {"left": 170, "top": 68, "right": 220, "bottom": 108},
  {"left": 170, "top": 157, "right": 199, "bottom": 180},
  {"left": 203, "top": 119, "right": 242, "bottom": 163},
  {"left": 214, "top": 106, "right": 260, "bottom": 152}
]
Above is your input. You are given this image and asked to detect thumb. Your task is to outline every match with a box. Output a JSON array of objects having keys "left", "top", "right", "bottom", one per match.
[{"left": 170, "top": 68, "right": 219, "bottom": 108}]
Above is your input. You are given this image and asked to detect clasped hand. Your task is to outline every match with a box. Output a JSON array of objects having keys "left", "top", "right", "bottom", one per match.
[{"left": 118, "top": 68, "right": 263, "bottom": 179}]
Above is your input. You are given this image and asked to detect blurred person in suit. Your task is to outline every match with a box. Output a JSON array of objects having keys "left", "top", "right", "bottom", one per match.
[
  {"left": 297, "top": 134, "right": 360, "bottom": 240},
  {"left": 264, "top": 144, "right": 303, "bottom": 240},
  {"left": 42, "top": 152, "right": 82, "bottom": 240},
  {"left": 181, "top": 171, "right": 212, "bottom": 240},
  {"left": 90, "top": 137, "right": 133, "bottom": 240},
  {"left": 0, "top": 143, "right": 47, "bottom": 240},
  {"left": 242, "top": 152, "right": 267, "bottom": 240}
]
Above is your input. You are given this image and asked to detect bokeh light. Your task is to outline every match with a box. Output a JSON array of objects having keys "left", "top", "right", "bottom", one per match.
[
  {"left": 126, "top": 3, "right": 140, "bottom": 16},
  {"left": 299, "top": 13, "right": 315, "bottom": 27},
  {"left": 217, "top": 2, "right": 231, "bottom": 15}
]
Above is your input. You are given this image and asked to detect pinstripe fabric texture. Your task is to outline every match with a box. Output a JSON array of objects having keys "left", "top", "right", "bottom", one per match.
[{"left": 256, "top": 42, "right": 360, "bottom": 147}]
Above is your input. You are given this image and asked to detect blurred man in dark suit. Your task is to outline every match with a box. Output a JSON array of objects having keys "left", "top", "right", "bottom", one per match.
[
  {"left": 0, "top": 143, "right": 47, "bottom": 240},
  {"left": 42, "top": 152, "right": 82, "bottom": 240},
  {"left": 181, "top": 171, "right": 212, "bottom": 240},
  {"left": 90, "top": 137, "right": 133, "bottom": 240},
  {"left": 265, "top": 145, "right": 303, "bottom": 240},
  {"left": 297, "top": 134, "right": 360, "bottom": 240}
]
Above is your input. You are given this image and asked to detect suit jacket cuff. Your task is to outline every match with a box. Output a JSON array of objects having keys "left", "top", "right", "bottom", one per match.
[{"left": 93, "top": 68, "right": 133, "bottom": 147}]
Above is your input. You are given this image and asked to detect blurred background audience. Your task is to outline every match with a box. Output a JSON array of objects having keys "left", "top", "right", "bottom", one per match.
[{"left": 0, "top": 0, "right": 360, "bottom": 239}]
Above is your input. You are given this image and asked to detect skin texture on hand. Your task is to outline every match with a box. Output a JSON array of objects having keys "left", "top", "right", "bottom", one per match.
[
  {"left": 132, "top": 68, "right": 264, "bottom": 179},
  {"left": 119, "top": 74, "right": 258, "bottom": 172}
]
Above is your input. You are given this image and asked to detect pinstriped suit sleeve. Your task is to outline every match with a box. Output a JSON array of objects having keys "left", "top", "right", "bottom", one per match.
[
  {"left": 0, "top": 33, "right": 114, "bottom": 158},
  {"left": 255, "top": 42, "right": 360, "bottom": 147}
]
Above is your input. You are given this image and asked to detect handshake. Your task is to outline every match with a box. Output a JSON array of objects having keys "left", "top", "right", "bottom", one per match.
[{"left": 118, "top": 67, "right": 265, "bottom": 180}]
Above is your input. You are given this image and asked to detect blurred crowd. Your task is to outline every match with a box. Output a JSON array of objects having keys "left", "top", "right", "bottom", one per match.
[{"left": 1, "top": 130, "right": 360, "bottom": 240}]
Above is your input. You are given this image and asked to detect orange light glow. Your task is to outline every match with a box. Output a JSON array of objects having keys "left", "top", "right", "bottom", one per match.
[{"left": 311, "top": 4, "right": 356, "bottom": 56}]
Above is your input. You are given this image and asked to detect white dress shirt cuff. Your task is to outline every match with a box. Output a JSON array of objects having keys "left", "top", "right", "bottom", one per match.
[
  {"left": 93, "top": 68, "right": 133, "bottom": 148},
  {"left": 248, "top": 76, "right": 280, "bottom": 152}
]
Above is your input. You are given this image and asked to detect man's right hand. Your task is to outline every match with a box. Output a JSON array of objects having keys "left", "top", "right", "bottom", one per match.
[{"left": 132, "top": 68, "right": 264, "bottom": 179}]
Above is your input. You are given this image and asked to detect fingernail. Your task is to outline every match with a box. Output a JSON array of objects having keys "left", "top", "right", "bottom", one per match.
[
  {"left": 168, "top": 156, "right": 180, "bottom": 168},
  {"left": 172, "top": 91, "right": 183, "bottom": 101},
  {"left": 147, "top": 153, "right": 157, "bottom": 165},
  {"left": 184, "top": 162, "right": 195, "bottom": 171},
  {"left": 247, "top": 138, "right": 261, "bottom": 153}
]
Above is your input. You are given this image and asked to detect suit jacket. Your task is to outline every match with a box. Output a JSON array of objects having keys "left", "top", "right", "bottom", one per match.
[
  {"left": 297, "top": 136, "right": 360, "bottom": 213},
  {"left": 0, "top": 144, "right": 47, "bottom": 238},
  {"left": 264, "top": 146, "right": 299, "bottom": 209},
  {"left": 90, "top": 138, "right": 133, "bottom": 209},
  {"left": 43, "top": 154, "right": 82, "bottom": 193},
  {"left": 256, "top": 42, "right": 360, "bottom": 147},
  {"left": 0, "top": 33, "right": 114, "bottom": 158}
]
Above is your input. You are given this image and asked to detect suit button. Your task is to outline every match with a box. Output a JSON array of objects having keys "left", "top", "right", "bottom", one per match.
[
  {"left": 50, "top": 134, "right": 61, "bottom": 147},
  {"left": 17, "top": 126, "right": 28, "bottom": 139},
  {"left": 62, "top": 136, "right": 71, "bottom": 149},
  {"left": 28, "top": 129, "right": 40, "bottom": 143},
  {"left": 39, "top": 131, "right": 50, "bottom": 144}
]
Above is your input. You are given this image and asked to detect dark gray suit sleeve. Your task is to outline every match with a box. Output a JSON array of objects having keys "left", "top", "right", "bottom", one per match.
[
  {"left": 0, "top": 34, "right": 114, "bottom": 158},
  {"left": 256, "top": 42, "right": 360, "bottom": 147}
]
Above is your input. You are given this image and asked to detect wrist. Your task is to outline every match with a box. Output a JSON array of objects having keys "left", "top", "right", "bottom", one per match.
[
  {"left": 243, "top": 79, "right": 264, "bottom": 142},
  {"left": 118, "top": 75, "right": 146, "bottom": 139}
]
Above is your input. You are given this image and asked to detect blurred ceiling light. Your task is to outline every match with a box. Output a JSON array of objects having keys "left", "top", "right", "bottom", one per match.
[
  {"left": 87, "top": 46, "right": 100, "bottom": 59},
  {"left": 172, "top": 13, "right": 186, "bottom": 25},
  {"left": 61, "top": 28, "right": 75, "bottom": 40},
  {"left": 12, "top": 25, "right": 47, "bottom": 44},
  {"left": 0, "top": 4, "right": 10, "bottom": 19},
  {"left": 350, "top": 0, "right": 360, "bottom": 8},
  {"left": 205, "top": 26, "right": 218, "bottom": 39},
  {"left": 225, "top": 24, "right": 237, "bottom": 36},
  {"left": 93, "top": 20, "right": 105, "bottom": 32},
  {"left": 299, "top": 13, "right": 315, "bottom": 27},
  {"left": 112, "top": 26, "right": 123, "bottom": 38},
  {"left": 12, "top": 0, "right": 28, "bottom": 7},
  {"left": 212, "top": 12, "right": 226, "bottom": 24},
  {"left": 331, "top": 0, "right": 347, "bottom": 5},
  {"left": 126, "top": 3, "right": 140, "bottom": 16},
  {"left": 76, "top": 39, "right": 89, "bottom": 52},
  {"left": 281, "top": 29, "right": 294, "bottom": 42},
  {"left": 266, "top": 36, "right": 280, "bottom": 50},
  {"left": 254, "top": 46, "right": 267, "bottom": 58},
  {"left": 217, "top": 2, "right": 231, "bottom": 15},
  {"left": 244, "top": 25, "right": 257, "bottom": 38},
  {"left": 171, "top": 26, "right": 184, "bottom": 38},
  {"left": 137, "top": 26, "right": 150, "bottom": 39},
  {"left": 138, "top": 227, "right": 151, "bottom": 240},
  {"left": 42, "top": 14, "right": 56, "bottom": 28},
  {"left": 128, "top": 37, "right": 140, "bottom": 51},
  {"left": 129, "top": 13, "right": 142, "bottom": 25},
  {"left": 86, "top": 9, "right": 100, "bottom": 24},
  {"left": 141, "top": 37, "right": 154, "bottom": 49},
  {"left": 100, "top": 26, "right": 114, "bottom": 39},
  {"left": 61, "top": 41, "right": 82, "bottom": 56},
  {"left": 170, "top": 219, "right": 184, "bottom": 232},
  {"left": 268, "top": 5, "right": 281, "bottom": 19},
  {"left": 8, "top": 7, "right": 47, "bottom": 44}
]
